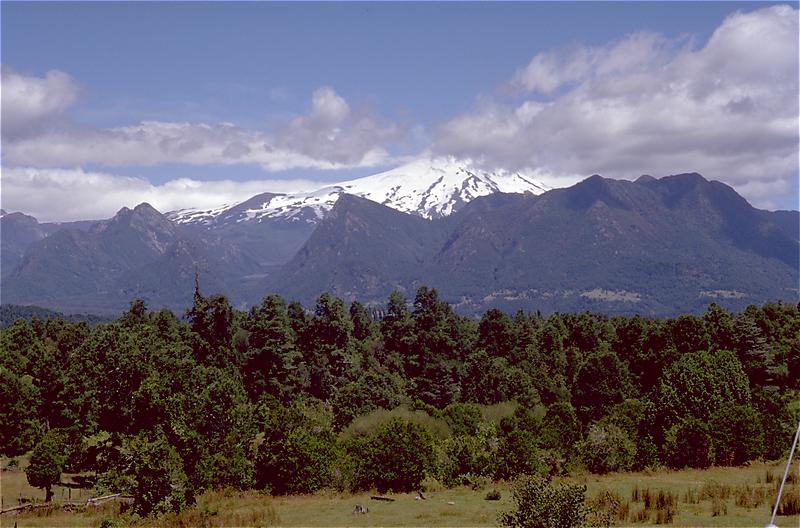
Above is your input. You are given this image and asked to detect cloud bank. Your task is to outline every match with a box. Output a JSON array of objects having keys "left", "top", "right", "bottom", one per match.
[
  {"left": 1, "top": 166, "right": 327, "bottom": 222},
  {"left": 434, "top": 4, "right": 799, "bottom": 208},
  {"left": 2, "top": 80, "right": 403, "bottom": 171}
]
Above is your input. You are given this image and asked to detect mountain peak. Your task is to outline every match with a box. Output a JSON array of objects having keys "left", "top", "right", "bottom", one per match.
[
  {"left": 133, "top": 202, "right": 161, "bottom": 215},
  {"left": 168, "top": 156, "right": 550, "bottom": 227},
  {"left": 566, "top": 174, "right": 631, "bottom": 210}
]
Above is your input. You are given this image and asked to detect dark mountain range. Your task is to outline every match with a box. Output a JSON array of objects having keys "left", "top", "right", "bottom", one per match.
[
  {"left": 1, "top": 204, "right": 260, "bottom": 314},
  {"left": 262, "top": 173, "right": 799, "bottom": 316},
  {"left": 0, "top": 210, "right": 96, "bottom": 275},
  {"left": 0, "top": 304, "right": 112, "bottom": 327},
  {"left": 1, "top": 211, "right": 50, "bottom": 275},
  {"left": 273, "top": 194, "right": 451, "bottom": 301},
  {"left": 1, "top": 173, "right": 797, "bottom": 316}
]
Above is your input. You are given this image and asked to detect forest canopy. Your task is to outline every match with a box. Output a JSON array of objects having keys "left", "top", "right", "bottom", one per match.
[{"left": 1, "top": 286, "right": 798, "bottom": 516}]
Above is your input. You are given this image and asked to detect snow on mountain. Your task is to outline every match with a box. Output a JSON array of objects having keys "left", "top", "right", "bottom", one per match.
[{"left": 168, "top": 156, "right": 550, "bottom": 226}]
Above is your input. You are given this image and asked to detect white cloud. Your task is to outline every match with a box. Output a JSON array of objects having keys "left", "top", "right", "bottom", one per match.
[
  {"left": 276, "top": 86, "right": 402, "bottom": 166},
  {"left": 1, "top": 80, "right": 403, "bottom": 171},
  {"left": 0, "top": 166, "right": 328, "bottom": 222},
  {"left": 436, "top": 5, "right": 800, "bottom": 207},
  {"left": 509, "top": 32, "right": 678, "bottom": 95},
  {"left": 1, "top": 66, "right": 81, "bottom": 137}
]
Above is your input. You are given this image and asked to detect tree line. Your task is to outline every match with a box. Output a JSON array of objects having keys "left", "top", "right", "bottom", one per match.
[{"left": 1, "top": 285, "right": 798, "bottom": 516}]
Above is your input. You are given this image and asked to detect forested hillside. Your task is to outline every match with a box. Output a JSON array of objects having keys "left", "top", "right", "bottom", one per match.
[
  {"left": 1, "top": 286, "right": 798, "bottom": 517},
  {"left": 0, "top": 304, "right": 111, "bottom": 327}
]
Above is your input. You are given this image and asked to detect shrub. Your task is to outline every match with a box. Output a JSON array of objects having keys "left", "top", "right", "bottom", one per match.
[
  {"left": 777, "top": 488, "right": 800, "bottom": 516},
  {"left": 495, "top": 407, "right": 548, "bottom": 480},
  {"left": 658, "top": 349, "right": 750, "bottom": 426},
  {"left": 346, "top": 417, "right": 436, "bottom": 493},
  {"left": 441, "top": 402, "right": 483, "bottom": 436},
  {"left": 699, "top": 481, "right": 732, "bottom": 501},
  {"left": 438, "top": 423, "right": 498, "bottom": 486},
  {"left": 468, "top": 474, "right": 490, "bottom": 491},
  {"left": 498, "top": 476, "right": 590, "bottom": 528},
  {"left": 708, "top": 402, "right": 764, "bottom": 465},
  {"left": 130, "top": 433, "right": 190, "bottom": 516},
  {"left": 734, "top": 484, "right": 765, "bottom": 509},
  {"left": 664, "top": 418, "right": 714, "bottom": 469},
  {"left": 330, "top": 369, "right": 407, "bottom": 430},
  {"left": 257, "top": 428, "right": 338, "bottom": 495},
  {"left": 579, "top": 424, "right": 636, "bottom": 474},
  {"left": 711, "top": 496, "right": 727, "bottom": 517},
  {"left": 600, "top": 399, "right": 660, "bottom": 470},
  {"left": 588, "top": 490, "right": 629, "bottom": 524},
  {"left": 540, "top": 401, "right": 581, "bottom": 457},
  {"left": 486, "top": 489, "right": 502, "bottom": 501},
  {"left": 96, "top": 468, "right": 136, "bottom": 495}
]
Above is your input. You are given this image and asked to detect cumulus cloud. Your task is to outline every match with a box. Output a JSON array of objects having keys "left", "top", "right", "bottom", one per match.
[
  {"left": 436, "top": 4, "right": 799, "bottom": 208},
  {"left": 0, "top": 166, "right": 328, "bottom": 222},
  {"left": 1, "top": 80, "right": 403, "bottom": 171},
  {"left": 1, "top": 66, "right": 81, "bottom": 138},
  {"left": 508, "top": 32, "right": 680, "bottom": 95},
  {"left": 276, "top": 86, "right": 402, "bottom": 166}
]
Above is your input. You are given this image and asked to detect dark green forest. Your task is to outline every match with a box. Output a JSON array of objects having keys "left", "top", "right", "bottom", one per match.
[{"left": 1, "top": 285, "right": 798, "bottom": 517}]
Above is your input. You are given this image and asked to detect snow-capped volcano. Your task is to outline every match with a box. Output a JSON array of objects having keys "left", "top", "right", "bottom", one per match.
[{"left": 168, "top": 156, "right": 550, "bottom": 226}]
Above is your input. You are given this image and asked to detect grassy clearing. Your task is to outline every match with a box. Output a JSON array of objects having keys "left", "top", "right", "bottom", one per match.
[
  {"left": 577, "top": 460, "right": 800, "bottom": 527},
  {"left": 0, "top": 456, "right": 96, "bottom": 510},
  {"left": 2, "top": 458, "right": 798, "bottom": 527}
]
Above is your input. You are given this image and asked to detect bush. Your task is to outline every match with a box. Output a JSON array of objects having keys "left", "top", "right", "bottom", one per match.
[
  {"left": 257, "top": 427, "right": 338, "bottom": 495},
  {"left": 776, "top": 487, "right": 800, "bottom": 516},
  {"left": 330, "top": 369, "right": 407, "bottom": 430},
  {"left": 441, "top": 402, "right": 483, "bottom": 436},
  {"left": 486, "top": 489, "right": 502, "bottom": 501},
  {"left": 708, "top": 402, "right": 764, "bottom": 465},
  {"left": 498, "top": 475, "right": 590, "bottom": 528},
  {"left": 495, "top": 407, "right": 548, "bottom": 480},
  {"left": 600, "top": 399, "right": 660, "bottom": 470},
  {"left": 345, "top": 417, "right": 436, "bottom": 493},
  {"left": 579, "top": 424, "right": 636, "bottom": 474},
  {"left": 96, "top": 468, "right": 136, "bottom": 495},
  {"left": 438, "top": 423, "right": 498, "bottom": 486},
  {"left": 658, "top": 349, "right": 750, "bottom": 426},
  {"left": 587, "top": 490, "right": 630, "bottom": 525},
  {"left": 664, "top": 418, "right": 714, "bottom": 469},
  {"left": 540, "top": 401, "right": 581, "bottom": 457},
  {"left": 130, "top": 433, "right": 190, "bottom": 516}
]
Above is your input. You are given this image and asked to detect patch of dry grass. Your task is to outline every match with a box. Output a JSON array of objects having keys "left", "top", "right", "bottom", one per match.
[{"left": 3, "top": 458, "right": 799, "bottom": 527}]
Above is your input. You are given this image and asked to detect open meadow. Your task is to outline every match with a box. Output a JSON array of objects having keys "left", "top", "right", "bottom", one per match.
[{"left": 2, "top": 457, "right": 798, "bottom": 527}]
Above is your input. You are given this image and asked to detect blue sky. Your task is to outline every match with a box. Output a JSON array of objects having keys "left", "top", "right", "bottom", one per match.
[{"left": 2, "top": 1, "right": 798, "bottom": 220}]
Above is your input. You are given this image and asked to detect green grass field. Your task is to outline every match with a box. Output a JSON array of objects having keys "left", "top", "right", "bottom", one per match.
[{"left": 1, "top": 458, "right": 798, "bottom": 527}]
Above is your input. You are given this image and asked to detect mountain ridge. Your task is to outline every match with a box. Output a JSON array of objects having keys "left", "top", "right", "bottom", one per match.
[
  {"left": 261, "top": 172, "right": 798, "bottom": 315},
  {"left": 2, "top": 171, "right": 797, "bottom": 316}
]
